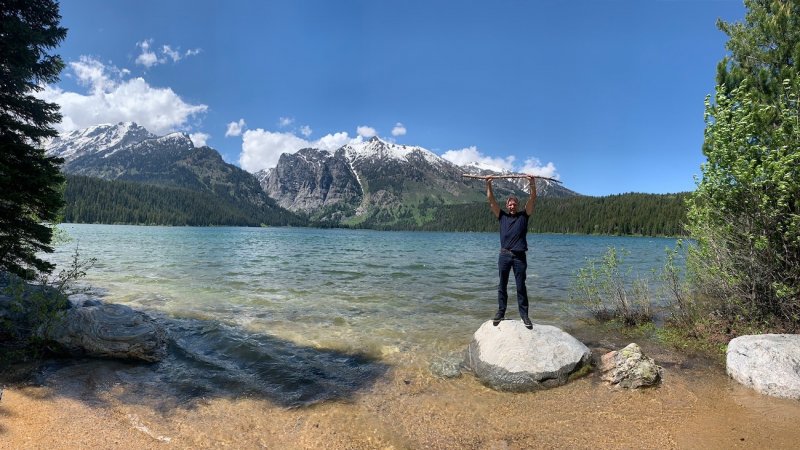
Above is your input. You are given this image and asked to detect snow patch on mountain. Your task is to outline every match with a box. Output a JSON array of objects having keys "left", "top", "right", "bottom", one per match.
[
  {"left": 342, "top": 136, "right": 446, "bottom": 168},
  {"left": 45, "top": 121, "right": 157, "bottom": 162}
]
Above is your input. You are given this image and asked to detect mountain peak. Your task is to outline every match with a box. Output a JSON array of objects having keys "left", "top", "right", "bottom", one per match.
[{"left": 45, "top": 122, "right": 158, "bottom": 163}]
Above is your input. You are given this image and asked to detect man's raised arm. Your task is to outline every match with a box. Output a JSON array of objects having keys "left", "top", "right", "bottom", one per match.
[{"left": 486, "top": 177, "right": 501, "bottom": 218}]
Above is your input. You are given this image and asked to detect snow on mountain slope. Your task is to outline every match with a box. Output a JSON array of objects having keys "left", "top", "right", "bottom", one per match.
[
  {"left": 342, "top": 136, "right": 448, "bottom": 169},
  {"left": 45, "top": 122, "right": 156, "bottom": 163}
]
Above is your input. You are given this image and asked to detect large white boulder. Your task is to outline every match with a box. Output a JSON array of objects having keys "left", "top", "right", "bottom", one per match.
[
  {"left": 727, "top": 334, "right": 800, "bottom": 399},
  {"left": 466, "top": 320, "right": 592, "bottom": 391}
]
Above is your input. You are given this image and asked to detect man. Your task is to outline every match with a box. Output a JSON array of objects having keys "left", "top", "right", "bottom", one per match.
[{"left": 486, "top": 176, "right": 537, "bottom": 329}]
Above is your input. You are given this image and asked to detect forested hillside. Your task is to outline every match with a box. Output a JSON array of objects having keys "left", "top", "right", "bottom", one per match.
[
  {"left": 363, "top": 193, "right": 688, "bottom": 236},
  {"left": 63, "top": 175, "right": 687, "bottom": 236},
  {"left": 63, "top": 175, "right": 303, "bottom": 226}
]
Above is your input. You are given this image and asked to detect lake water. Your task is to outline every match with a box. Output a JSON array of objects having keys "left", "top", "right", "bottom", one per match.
[{"left": 44, "top": 224, "right": 681, "bottom": 405}]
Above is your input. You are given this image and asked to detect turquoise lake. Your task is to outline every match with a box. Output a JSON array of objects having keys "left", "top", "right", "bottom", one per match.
[{"left": 43, "top": 224, "right": 681, "bottom": 404}]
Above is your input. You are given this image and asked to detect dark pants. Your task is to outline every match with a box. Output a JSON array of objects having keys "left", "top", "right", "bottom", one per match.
[{"left": 497, "top": 250, "right": 529, "bottom": 319}]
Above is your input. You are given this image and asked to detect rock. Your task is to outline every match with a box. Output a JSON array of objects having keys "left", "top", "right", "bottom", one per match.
[
  {"left": 727, "top": 334, "right": 800, "bottom": 399},
  {"left": 466, "top": 320, "right": 592, "bottom": 391},
  {"left": 429, "top": 352, "right": 464, "bottom": 379},
  {"left": 599, "top": 343, "right": 662, "bottom": 388},
  {"left": 46, "top": 301, "right": 167, "bottom": 362}
]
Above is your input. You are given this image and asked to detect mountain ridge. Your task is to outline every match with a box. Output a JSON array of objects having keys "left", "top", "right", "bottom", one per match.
[
  {"left": 256, "top": 135, "right": 577, "bottom": 226},
  {"left": 46, "top": 122, "right": 578, "bottom": 228},
  {"left": 46, "top": 122, "right": 300, "bottom": 225}
]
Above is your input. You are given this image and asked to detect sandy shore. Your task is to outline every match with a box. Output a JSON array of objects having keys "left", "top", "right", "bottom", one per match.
[{"left": 2, "top": 338, "right": 800, "bottom": 449}]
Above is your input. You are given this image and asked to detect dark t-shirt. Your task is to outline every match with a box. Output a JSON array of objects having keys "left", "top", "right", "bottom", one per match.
[{"left": 498, "top": 210, "right": 529, "bottom": 251}]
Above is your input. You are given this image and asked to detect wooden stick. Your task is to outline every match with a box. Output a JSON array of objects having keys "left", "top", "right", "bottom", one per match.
[{"left": 461, "top": 174, "right": 563, "bottom": 184}]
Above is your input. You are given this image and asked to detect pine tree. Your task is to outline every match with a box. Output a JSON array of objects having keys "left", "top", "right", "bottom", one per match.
[{"left": 0, "top": 0, "right": 67, "bottom": 278}]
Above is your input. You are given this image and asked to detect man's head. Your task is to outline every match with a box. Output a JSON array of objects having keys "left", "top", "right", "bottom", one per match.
[{"left": 506, "top": 196, "right": 519, "bottom": 214}]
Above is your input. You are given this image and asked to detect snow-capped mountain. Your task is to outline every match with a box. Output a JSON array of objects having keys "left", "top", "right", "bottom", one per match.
[
  {"left": 342, "top": 136, "right": 448, "bottom": 170},
  {"left": 50, "top": 123, "right": 577, "bottom": 228},
  {"left": 45, "top": 122, "right": 156, "bottom": 164},
  {"left": 45, "top": 122, "right": 289, "bottom": 214},
  {"left": 257, "top": 136, "right": 577, "bottom": 225}
]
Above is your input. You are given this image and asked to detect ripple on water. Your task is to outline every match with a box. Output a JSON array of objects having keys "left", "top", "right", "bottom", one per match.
[{"left": 45, "top": 225, "right": 685, "bottom": 380}]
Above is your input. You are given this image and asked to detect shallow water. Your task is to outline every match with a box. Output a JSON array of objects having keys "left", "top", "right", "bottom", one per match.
[
  {"left": 37, "top": 225, "right": 679, "bottom": 405},
  {"left": 9, "top": 225, "right": 800, "bottom": 448},
  {"left": 49, "top": 225, "right": 678, "bottom": 358}
]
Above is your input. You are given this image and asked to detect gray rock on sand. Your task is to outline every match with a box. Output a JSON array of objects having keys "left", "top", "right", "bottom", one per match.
[
  {"left": 727, "top": 334, "right": 800, "bottom": 400},
  {"left": 599, "top": 343, "right": 662, "bottom": 388},
  {"left": 46, "top": 299, "right": 167, "bottom": 362},
  {"left": 466, "top": 320, "right": 592, "bottom": 391}
]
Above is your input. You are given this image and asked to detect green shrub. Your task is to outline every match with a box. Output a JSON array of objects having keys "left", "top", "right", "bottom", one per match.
[{"left": 569, "top": 247, "right": 653, "bottom": 326}]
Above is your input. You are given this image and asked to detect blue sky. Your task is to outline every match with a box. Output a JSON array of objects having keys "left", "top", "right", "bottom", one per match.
[{"left": 44, "top": 0, "right": 746, "bottom": 196}]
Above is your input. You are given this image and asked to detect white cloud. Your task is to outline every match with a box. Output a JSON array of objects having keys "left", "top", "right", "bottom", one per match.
[
  {"left": 299, "top": 125, "right": 312, "bottom": 137},
  {"left": 357, "top": 125, "right": 377, "bottom": 138},
  {"left": 278, "top": 117, "right": 294, "bottom": 127},
  {"left": 135, "top": 39, "right": 201, "bottom": 68},
  {"left": 315, "top": 131, "right": 359, "bottom": 151},
  {"left": 37, "top": 56, "right": 207, "bottom": 135},
  {"left": 441, "top": 146, "right": 559, "bottom": 178},
  {"left": 135, "top": 39, "right": 159, "bottom": 68},
  {"left": 240, "top": 129, "right": 310, "bottom": 172},
  {"left": 239, "top": 129, "right": 362, "bottom": 173},
  {"left": 391, "top": 122, "right": 407, "bottom": 136},
  {"left": 225, "top": 118, "right": 246, "bottom": 137},
  {"left": 189, "top": 132, "right": 210, "bottom": 147},
  {"left": 441, "top": 146, "right": 515, "bottom": 172},
  {"left": 162, "top": 45, "right": 181, "bottom": 62},
  {"left": 521, "top": 158, "right": 559, "bottom": 179},
  {"left": 71, "top": 56, "right": 114, "bottom": 93}
]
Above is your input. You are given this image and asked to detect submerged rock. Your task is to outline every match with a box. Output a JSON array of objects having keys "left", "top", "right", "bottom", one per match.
[
  {"left": 429, "top": 352, "right": 465, "bottom": 379},
  {"left": 599, "top": 343, "right": 662, "bottom": 389},
  {"left": 727, "top": 334, "right": 800, "bottom": 400},
  {"left": 466, "top": 320, "right": 591, "bottom": 391},
  {"left": 46, "top": 300, "right": 167, "bottom": 362}
]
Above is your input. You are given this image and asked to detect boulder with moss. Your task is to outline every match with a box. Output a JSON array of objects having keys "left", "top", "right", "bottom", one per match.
[{"left": 599, "top": 343, "right": 662, "bottom": 389}]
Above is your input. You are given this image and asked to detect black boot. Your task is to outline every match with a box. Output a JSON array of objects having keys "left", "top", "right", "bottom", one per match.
[
  {"left": 522, "top": 316, "right": 533, "bottom": 329},
  {"left": 492, "top": 311, "right": 505, "bottom": 326}
]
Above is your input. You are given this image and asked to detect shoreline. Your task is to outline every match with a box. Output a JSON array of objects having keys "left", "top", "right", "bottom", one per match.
[{"left": 3, "top": 326, "right": 800, "bottom": 449}]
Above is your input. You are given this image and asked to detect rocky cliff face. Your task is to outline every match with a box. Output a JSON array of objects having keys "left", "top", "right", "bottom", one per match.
[
  {"left": 257, "top": 148, "right": 363, "bottom": 213},
  {"left": 258, "top": 136, "right": 577, "bottom": 225}
]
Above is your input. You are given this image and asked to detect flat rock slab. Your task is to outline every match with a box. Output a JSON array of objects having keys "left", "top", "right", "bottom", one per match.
[
  {"left": 466, "top": 320, "right": 591, "bottom": 391},
  {"left": 48, "top": 300, "right": 168, "bottom": 362},
  {"left": 727, "top": 334, "right": 800, "bottom": 400}
]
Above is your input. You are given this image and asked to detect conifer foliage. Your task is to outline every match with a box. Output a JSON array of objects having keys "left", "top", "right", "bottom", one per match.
[{"left": 0, "top": 0, "right": 67, "bottom": 278}]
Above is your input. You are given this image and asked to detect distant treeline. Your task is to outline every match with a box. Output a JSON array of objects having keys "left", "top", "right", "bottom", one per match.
[
  {"left": 63, "top": 175, "right": 302, "bottom": 226},
  {"left": 365, "top": 193, "right": 689, "bottom": 236},
  {"left": 63, "top": 175, "right": 688, "bottom": 236}
]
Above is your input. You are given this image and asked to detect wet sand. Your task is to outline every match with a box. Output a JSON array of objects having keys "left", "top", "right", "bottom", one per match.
[{"left": 3, "top": 337, "right": 800, "bottom": 450}]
